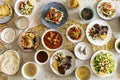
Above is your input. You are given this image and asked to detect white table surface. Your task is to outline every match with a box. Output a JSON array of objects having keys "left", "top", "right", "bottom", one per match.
[{"left": 1, "top": 0, "right": 120, "bottom": 80}]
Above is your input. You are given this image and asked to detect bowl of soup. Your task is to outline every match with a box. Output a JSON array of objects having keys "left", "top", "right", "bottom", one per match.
[{"left": 41, "top": 29, "right": 63, "bottom": 51}]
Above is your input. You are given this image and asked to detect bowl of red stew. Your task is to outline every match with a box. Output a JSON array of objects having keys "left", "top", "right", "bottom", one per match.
[
  {"left": 66, "top": 25, "right": 84, "bottom": 43},
  {"left": 41, "top": 29, "right": 63, "bottom": 51}
]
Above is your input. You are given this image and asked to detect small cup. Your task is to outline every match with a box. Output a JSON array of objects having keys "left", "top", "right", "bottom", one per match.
[
  {"left": 21, "top": 62, "right": 39, "bottom": 79},
  {"left": 15, "top": 16, "right": 29, "bottom": 30},
  {"left": 75, "top": 66, "right": 91, "bottom": 80},
  {"left": 34, "top": 50, "right": 49, "bottom": 65}
]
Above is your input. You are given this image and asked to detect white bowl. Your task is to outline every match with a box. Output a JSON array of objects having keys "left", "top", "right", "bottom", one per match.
[
  {"left": 66, "top": 24, "right": 84, "bottom": 43},
  {"left": 41, "top": 29, "right": 64, "bottom": 51},
  {"left": 74, "top": 42, "right": 93, "bottom": 60},
  {"left": 34, "top": 49, "right": 49, "bottom": 65},
  {"left": 115, "top": 38, "right": 120, "bottom": 54},
  {"left": 75, "top": 66, "right": 91, "bottom": 80},
  {"left": 86, "top": 20, "right": 112, "bottom": 46},
  {"left": 97, "top": 0, "right": 117, "bottom": 20},
  {"left": 90, "top": 50, "right": 117, "bottom": 77},
  {"left": 21, "top": 62, "right": 39, "bottom": 79},
  {"left": 14, "top": 0, "right": 35, "bottom": 16},
  {"left": 79, "top": 6, "right": 95, "bottom": 23},
  {"left": 50, "top": 49, "right": 75, "bottom": 76}
]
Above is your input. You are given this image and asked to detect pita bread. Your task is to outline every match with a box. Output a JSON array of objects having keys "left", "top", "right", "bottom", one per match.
[{"left": 1, "top": 56, "right": 19, "bottom": 75}]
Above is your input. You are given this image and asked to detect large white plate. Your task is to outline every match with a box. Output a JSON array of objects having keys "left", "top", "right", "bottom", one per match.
[
  {"left": 86, "top": 20, "right": 112, "bottom": 46},
  {"left": 97, "top": 0, "right": 117, "bottom": 20},
  {"left": 90, "top": 50, "right": 117, "bottom": 77},
  {"left": 50, "top": 49, "right": 75, "bottom": 76}
]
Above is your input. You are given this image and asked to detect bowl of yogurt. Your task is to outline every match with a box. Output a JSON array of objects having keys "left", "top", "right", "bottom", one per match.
[{"left": 0, "top": 28, "right": 16, "bottom": 43}]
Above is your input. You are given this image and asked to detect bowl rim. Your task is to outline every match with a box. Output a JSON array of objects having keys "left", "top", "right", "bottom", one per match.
[
  {"left": 90, "top": 50, "right": 117, "bottom": 77},
  {"left": 66, "top": 24, "right": 84, "bottom": 43},
  {"left": 96, "top": 0, "right": 117, "bottom": 20},
  {"left": 75, "top": 65, "right": 91, "bottom": 80},
  {"left": 41, "top": 29, "right": 64, "bottom": 51},
  {"left": 79, "top": 6, "right": 95, "bottom": 23},
  {"left": 14, "top": 0, "right": 35, "bottom": 16},
  {"left": 21, "top": 62, "right": 39, "bottom": 79},
  {"left": 15, "top": 16, "right": 29, "bottom": 30},
  {"left": 74, "top": 42, "right": 93, "bottom": 60},
  {"left": 34, "top": 49, "right": 49, "bottom": 65},
  {"left": 115, "top": 38, "right": 120, "bottom": 54}
]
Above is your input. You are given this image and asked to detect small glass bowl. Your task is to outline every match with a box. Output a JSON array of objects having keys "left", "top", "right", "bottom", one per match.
[{"left": 15, "top": 16, "right": 29, "bottom": 30}]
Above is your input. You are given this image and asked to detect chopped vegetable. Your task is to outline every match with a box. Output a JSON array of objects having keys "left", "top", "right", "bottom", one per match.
[
  {"left": 68, "top": 26, "right": 81, "bottom": 40},
  {"left": 98, "top": 2, "right": 116, "bottom": 18},
  {"left": 92, "top": 52, "right": 115, "bottom": 76},
  {"left": 19, "top": 0, "right": 34, "bottom": 15}
]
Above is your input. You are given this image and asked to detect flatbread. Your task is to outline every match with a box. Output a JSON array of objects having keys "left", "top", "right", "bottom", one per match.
[
  {"left": 3, "top": 50, "right": 20, "bottom": 60},
  {"left": 1, "top": 56, "right": 19, "bottom": 75}
]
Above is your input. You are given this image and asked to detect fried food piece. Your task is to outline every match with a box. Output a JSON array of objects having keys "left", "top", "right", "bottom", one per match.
[{"left": 0, "top": 3, "right": 12, "bottom": 19}]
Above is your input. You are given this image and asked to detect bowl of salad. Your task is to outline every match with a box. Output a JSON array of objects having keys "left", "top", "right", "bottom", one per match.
[
  {"left": 97, "top": 0, "right": 117, "bottom": 20},
  {"left": 14, "top": 0, "right": 34, "bottom": 16},
  {"left": 91, "top": 50, "right": 117, "bottom": 77},
  {"left": 66, "top": 24, "right": 84, "bottom": 43}
]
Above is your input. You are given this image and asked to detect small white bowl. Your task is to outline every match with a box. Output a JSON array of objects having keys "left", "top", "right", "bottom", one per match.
[
  {"left": 115, "top": 38, "right": 120, "bottom": 54},
  {"left": 34, "top": 50, "right": 49, "bottom": 65},
  {"left": 79, "top": 6, "right": 95, "bottom": 23},
  {"left": 14, "top": 0, "right": 35, "bottom": 16},
  {"left": 41, "top": 29, "right": 64, "bottom": 51},
  {"left": 74, "top": 42, "right": 93, "bottom": 60},
  {"left": 66, "top": 24, "right": 84, "bottom": 43},
  {"left": 21, "top": 62, "right": 39, "bottom": 79},
  {"left": 75, "top": 66, "right": 91, "bottom": 80}
]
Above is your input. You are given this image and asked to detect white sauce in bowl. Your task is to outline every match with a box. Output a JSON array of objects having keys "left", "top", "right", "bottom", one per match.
[{"left": 1, "top": 28, "right": 16, "bottom": 43}]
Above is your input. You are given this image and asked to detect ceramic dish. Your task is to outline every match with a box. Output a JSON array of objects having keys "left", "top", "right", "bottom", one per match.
[
  {"left": 18, "top": 31, "right": 39, "bottom": 52},
  {"left": 41, "top": 2, "right": 68, "bottom": 29},
  {"left": 14, "top": 0, "right": 35, "bottom": 16},
  {"left": 86, "top": 20, "right": 112, "bottom": 46},
  {"left": 34, "top": 49, "right": 49, "bottom": 65},
  {"left": 75, "top": 66, "right": 91, "bottom": 80},
  {"left": 91, "top": 50, "right": 117, "bottom": 77},
  {"left": 115, "top": 38, "right": 120, "bottom": 54},
  {"left": 50, "top": 49, "right": 75, "bottom": 76},
  {"left": 21, "top": 62, "right": 39, "bottom": 79},
  {"left": 41, "top": 29, "right": 63, "bottom": 51},
  {"left": 79, "top": 6, "right": 95, "bottom": 23},
  {"left": 0, "top": 1, "right": 13, "bottom": 24},
  {"left": 66, "top": 24, "right": 84, "bottom": 43},
  {"left": 74, "top": 42, "right": 93, "bottom": 60},
  {"left": 97, "top": 0, "right": 117, "bottom": 20}
]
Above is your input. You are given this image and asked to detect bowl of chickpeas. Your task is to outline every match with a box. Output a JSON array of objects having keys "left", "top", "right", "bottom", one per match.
[{"left": 67, "top": 0, "right": 80, "bottom": 9}]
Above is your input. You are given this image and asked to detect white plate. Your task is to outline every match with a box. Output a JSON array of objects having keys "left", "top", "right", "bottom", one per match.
[
  {"left": 86, "top": 20, "right": 112, "bottom": 46},
  {"left": 115, "top": 38, "right": 120, "bottom": 54},
  {"left": 50, "top": 49, "right": 75, "bottom": 76},
  {"left": 14, "top": 0, "right": 35, "bottom": 16},
  {"left": 41, "top": 29, "right": 64, "bottom": 51},
  {"left": 90, "top": 50, "right": 117, "bottom": 77},
  {"left": 66, "top": 24, "right": 84, "bottom": 43},
  {"left": 97, "top": 0, "right": 117, "bottom": 20},
  {"left": 74, "top": 42, "right": 93, "bottom": 60}
]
